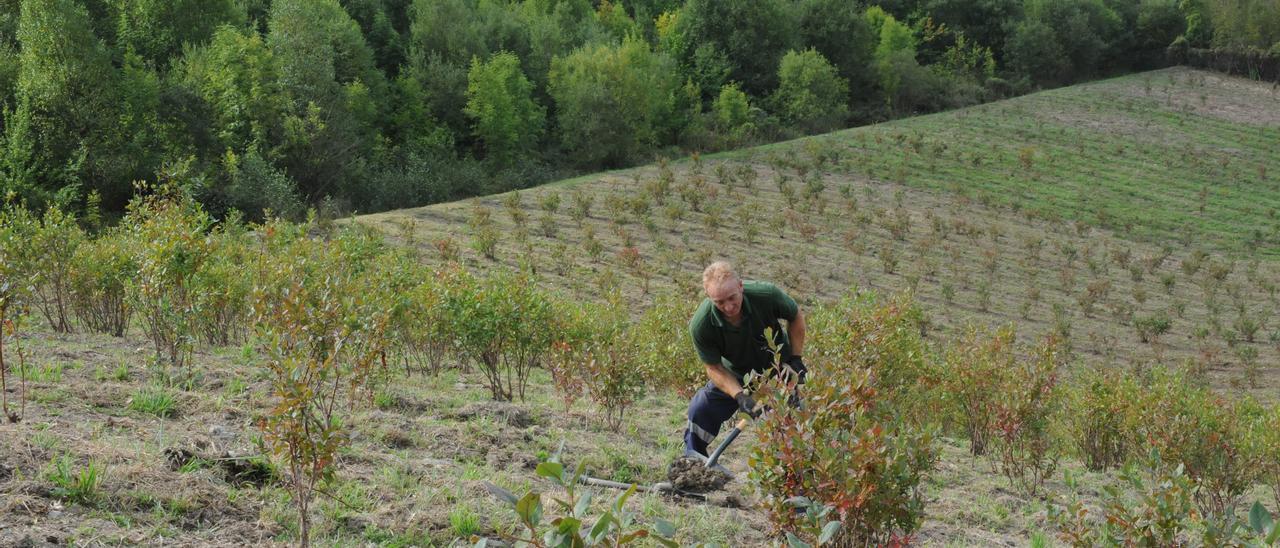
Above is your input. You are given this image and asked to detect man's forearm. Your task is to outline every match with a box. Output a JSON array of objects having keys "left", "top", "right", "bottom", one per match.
[
  {"left": 705, "top": 363, "right": 744, "bottom": 397},
  {"left": 788, "top": 310, "right": 806, "bottom": 356}
]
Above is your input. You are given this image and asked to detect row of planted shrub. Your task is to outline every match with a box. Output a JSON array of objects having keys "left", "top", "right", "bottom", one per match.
[
  {"left": 0, "top": 184, "right": 710, "bottom": 404},
  {"left": 3, "top": 188, "right": 1279, "bottom": 545},
  {"left": 756, "top": 291, "right": 1280, "bottom": 545}
]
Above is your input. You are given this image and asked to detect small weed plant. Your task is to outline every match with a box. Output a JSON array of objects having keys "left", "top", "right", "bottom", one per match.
[{"left": 481, "top": 451, "right": 679, "bottom": 547}]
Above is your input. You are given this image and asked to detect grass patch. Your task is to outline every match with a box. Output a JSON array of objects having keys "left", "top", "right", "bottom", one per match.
[
  {"left": 449, "top": 504, "right": 481, "bottom": 537},
  {"left": 129, "top": 386, "right": 178, "bottom": 418},
  {"left": 45, "top": 455, "right": 105, "bottom": 505}
]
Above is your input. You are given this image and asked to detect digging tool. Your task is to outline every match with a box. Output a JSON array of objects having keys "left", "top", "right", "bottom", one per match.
[
  {"left": 577, "top": 417, "right": 750, "bottom": 499},
  {"left": 705, "top": 418, "right": 747, "bottom": 468}
]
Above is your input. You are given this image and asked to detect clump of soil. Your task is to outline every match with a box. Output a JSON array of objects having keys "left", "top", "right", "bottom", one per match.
[
  {"left": 666, "top": 457, "right": 731, "bottom": 493},
  {"left": 163, "top": 447, "right": 274, "bottom": 487},
  {"left": 451, "top": 402, "right": 533, "bottom": 427}
]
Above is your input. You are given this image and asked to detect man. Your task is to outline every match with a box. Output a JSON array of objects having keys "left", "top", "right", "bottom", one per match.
[{"left": 683, "top": 261, "right": 806, "bottom": 457}]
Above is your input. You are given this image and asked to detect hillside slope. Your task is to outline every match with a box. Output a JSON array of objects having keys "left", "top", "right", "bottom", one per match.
[{"left": 359, "top": 66, "right": 1280, "bottom": 400}]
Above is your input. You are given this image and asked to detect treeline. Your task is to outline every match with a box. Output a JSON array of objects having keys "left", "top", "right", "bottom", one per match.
[{"left": 0, "top": 0, "right": 1267, "bottom": 219}]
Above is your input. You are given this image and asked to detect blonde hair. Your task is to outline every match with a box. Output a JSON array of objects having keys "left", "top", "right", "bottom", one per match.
[{"left": 702, "top": 261, "right": 739, "bottom": 287}]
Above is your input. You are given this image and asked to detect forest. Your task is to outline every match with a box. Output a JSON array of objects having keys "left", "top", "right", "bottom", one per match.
[{"left": 0, "top": 0, "right": 1275, "bottom": 219}]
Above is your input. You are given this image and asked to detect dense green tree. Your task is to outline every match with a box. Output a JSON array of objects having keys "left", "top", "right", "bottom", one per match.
[
  {"left": 712, "top": 82, "right": 751, "bottom": 134},
  {"left": 1136, "top": 0, "right": 1185, "bottom": 53},
  {"left": 3, "top": 0, "right": 120, "bottom": 207},
  {"left": 407, "top": 0, "right": 487, "bottom": 66},
  {"left": 107, "top": 52, "right": 172, "bottom": 192},
  {"left": 268, "top": 0, "right": 385, "bottom": 200},
  {"left": 516, "top": 0, "right": 601, "bottom": 94},
  {"left": 180, "top": 26, "right": 289, "bottom": 156},
  {"left": 407, "top": 0, "right": 535, "bottom": 140},
  {"left": 595, "top": 0, "right": 639, "bottom": 43},
  {"left": 917, "top": 0, "right": 1021, "bottom": 61},
  {"left": 548, "top": 36, "right": 679, "bottom": 168},
  {"left": 465, "top": 51, "right": 544, "bottom": 165},
  {"left": 867, "top": 7, "right": 920, "bottom": 106},
  {"left": 341, "top": 0, "right": 407, "bottom": 75},
  {"left": 772, "top": 49, "right": 849, "bottom": 132},
  {"left": 797, "top": 0, "right": 877, "bottom": 104},
  {"left": 1179, "top": 0, "right": 1213, "bottom": 47},
  {"left": 1023, "top": 0, "right": 1122, "bottom": 81},
  {"left": 1204, "top": 0, "right": 1280, "bottom": 50},
  {"left": 0, "top": 0, "right": 18, "bottom": 111},
  {"left": 672, "top": 0, "right": 799, "bottom": 97},
  {"left": 114, "top": 0, "right": 243, "bottom": 67},
  {"left": 1004, "top": 18, "right": 1070, "bottom": 85}
]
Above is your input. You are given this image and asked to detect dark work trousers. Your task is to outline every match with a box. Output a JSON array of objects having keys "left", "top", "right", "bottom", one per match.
[{"left": 683, "top": 381, "right": 740, "bottom": 456}]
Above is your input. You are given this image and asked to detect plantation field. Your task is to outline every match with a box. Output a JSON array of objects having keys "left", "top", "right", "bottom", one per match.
[
  {"left": 3, "top": 66, "right": 1280, "bottom": 547},
  {"left": 362, "top": 66, "right": 1280, "bottom": 401}
]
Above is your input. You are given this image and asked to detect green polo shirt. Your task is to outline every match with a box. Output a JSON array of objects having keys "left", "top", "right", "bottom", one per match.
[{"left": 689, "top": 281, "right": 799, "bottom": 380}]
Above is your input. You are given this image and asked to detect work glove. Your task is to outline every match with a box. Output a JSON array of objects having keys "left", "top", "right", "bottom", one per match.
[
  {"left": 734, "top": 391, "right": 762, "bottom": 419},
  {"left": 783, "top": 354, "right": 807, "bottom": 384}
]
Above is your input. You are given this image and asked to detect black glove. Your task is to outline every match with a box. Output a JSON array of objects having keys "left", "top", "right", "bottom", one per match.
[
  {"left": 734, "top": 391, "right": 761, "bottom": 419},
  {"left": 783, "top": 354, "right": 807, "bottom": 383}
]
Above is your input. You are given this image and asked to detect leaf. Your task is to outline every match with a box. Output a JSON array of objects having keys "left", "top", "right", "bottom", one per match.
[
  {"left": 484, "top": 482, "right": 518, "bottom": 506},
  {"left": 653, "top": 538, "right": 679, "bottom": 548},
  {"left": 516, "top": 492, "right": 543, "bottom": 528},
  {"left": 1250, "top": 501, "right": 1274, "bottom": 535},
  {"left": 573, "top": 490, "right": 593, "bottom": 519},
  {"left": 784, "top": 495, "right": 812, "bottom": 509},
  {"left": 589, "top": 511, "right": 614, "bottom": 542},
  {"left": 818, "top": 521, "right": 842, "bottom": 545},
  {"left": 784, "top": 531, "right": 812, "bottom": 548},
  {"left": 653, "top": 518, "right": 677, "bottom": 538},
  {"left": 537, "top": 461, "right": 565, "bottom": 484},
  {"left": 614, "top": 483, "right": 637, "bottom": 510}
]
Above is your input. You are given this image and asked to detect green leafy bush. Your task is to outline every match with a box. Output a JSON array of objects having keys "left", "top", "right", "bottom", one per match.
[
  {"left": 25, "top": 206, "right": 84, "bottom": 333},
  {"left": 384, "top": 265, "right": 451, "bottom": 376},
  {"left": 751, "top": 297, "right": 938, "bottom": 545},
  {"left": 190, "top": 216, "right": 254, "bottom": 346},
  {"left": 67, "top": 231, "right": 134, "bottom": 337},
  {"left": 942, "top": 325, "right": 1015, "bottom": 456},
  {"left": 806, "top": 291, "right": 938, "bottom": 425},
  {"left": 990, "top": 335, "right": 1063, "bottom": 495},
  {"left": 251, "top": 224, "right": 392, "bottom": 547},
  {"left": 0, "top": 205, "right": 35, "bottom": 421},
  {"left": 122, "top": 185, "right": 213, "bottom": 380},
  {"left": 544, "top": 298, "right": 606, "bottom": 414},
  {"left": 443, "top": 269, "right": 553, "bottom": 401},
  {"left": 1065, "top": 367, "right": 1141, "bottom": 472},
  {"left": 1051, "top": 450, "right": 1280, "bottom": 547},
  {"left": 1259, "top": 406, "right": 1280, "bottom": 507},
  {"left": 1133, "top": 313, "right": 1172, "bottom": 343},
  {"left": 580, "top": 309, "right": 644, "bottom": 431},
  {"left": 1135, "top": 367, "right": 1268, "bottom": 523},
  {"left": 1050, "top": 452, "right": 1201, "bottom": 547},
  {"left": 630, "top": 292, "right": 703, "bottom": 398}
]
